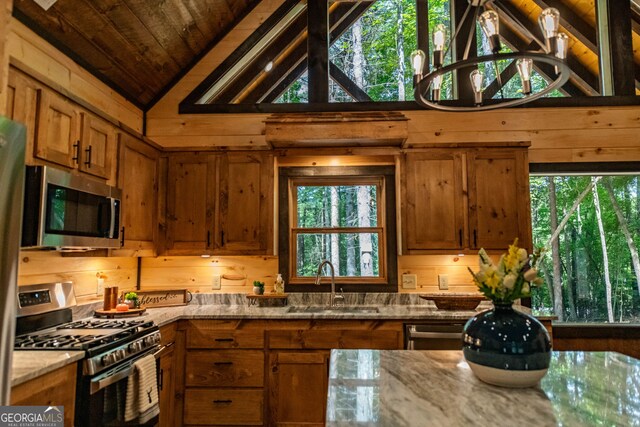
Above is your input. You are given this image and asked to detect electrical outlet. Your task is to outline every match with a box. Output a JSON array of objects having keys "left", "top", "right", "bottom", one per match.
[
  {"left": 212, "top": 275, "right": 221, "bottom": 290},
  {"left": 402, "top": 274, "right": 417, "bottom": 289},
  {"left": 438, "top": 274, "right": 449, "bottom": 290}
]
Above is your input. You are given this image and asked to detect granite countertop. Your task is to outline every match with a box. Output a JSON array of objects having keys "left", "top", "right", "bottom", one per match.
[
  {"left": 10, "top": 297, "right": 540, "bottom": 387},
  {"left": 326, "top": 350, "right": 640, "bottom": 426},
  {"left": 11, "top": 350, "right": 85, "bottom": 387}
]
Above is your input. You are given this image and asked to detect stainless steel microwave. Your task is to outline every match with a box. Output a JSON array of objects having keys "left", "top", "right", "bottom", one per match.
[{"left": 22, "top": 166, "right": 122, "bottom": 249}]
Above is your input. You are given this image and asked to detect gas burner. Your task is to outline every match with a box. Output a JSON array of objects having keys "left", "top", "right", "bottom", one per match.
[{"left": 57, "top": 319, "right": 148, "bottom": 330}]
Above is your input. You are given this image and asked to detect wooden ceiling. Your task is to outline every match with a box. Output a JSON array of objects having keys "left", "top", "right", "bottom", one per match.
[
  {"left": 12, "top": 0, "right": 259, "bottom": 108},
  {"left": 11, "top": 0, "right": 640, "bottom": 110}
]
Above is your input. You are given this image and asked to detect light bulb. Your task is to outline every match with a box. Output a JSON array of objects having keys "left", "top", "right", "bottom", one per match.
[
  {"left": 432, "top": 23, "right": 447, "bottom": 68},
  {"left": 433, "top": 24, "right": 447, "bottom": 51},
  {"left": 410, "top": 49, "right": 426, "bottom": 77},
  {"left": 431, "top": 74, "right": 443, "bottom": 102},
  {"left": 556, "top": 32, "right": 569, "bottom": 60},
  {"left": 516, "top": 58, "right": 533, "bottom": 95},
  {"left": 479, "top": 10, "right": 501, "bottom": 54},
  {"left": 539, "top": 7, "right": 560, "bottom": 53},
  {"left": 469, "top": 69, "right": 484, "bottom": 105}
]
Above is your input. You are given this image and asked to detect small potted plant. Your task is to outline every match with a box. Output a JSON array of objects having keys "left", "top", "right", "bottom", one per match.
[
  {"left": 252, "top": 281, "right": 265, "bottom": 295},
  {"left": 124, "top": 291, "right": 139, "bottom": 309}
]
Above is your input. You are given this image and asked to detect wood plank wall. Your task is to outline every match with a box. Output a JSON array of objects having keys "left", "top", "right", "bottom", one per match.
[
  {"left": 18, "top": 252, "right": 137, "bottom": 304},
  {"left": 6, "top": 19, "right": 143, "bottom": 133},
  {"left": 0, "top": 0, "right": 12, "bottom": 115}
]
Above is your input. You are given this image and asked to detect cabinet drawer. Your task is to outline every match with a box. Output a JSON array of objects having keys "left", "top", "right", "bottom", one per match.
[
  {"left": 186, "top": 350, "right": 264, "bottom": 387},
  {"left": 268, "top": 330, "right": 401, "bottom": 349},
  {"left": 184, "top": 389, "right": 263, "bottom": 425},
  {"left": 188, "top": 329, "right": 264, "bottom": 349}
]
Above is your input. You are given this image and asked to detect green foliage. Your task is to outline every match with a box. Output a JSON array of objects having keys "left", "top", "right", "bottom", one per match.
[
  {"left": 531, "top": 176, "right": 640, "bottom": 323},
  {"left": 253, "top": 281, "right": 265, "bottom": 288},
  {"left": 124, "top": 292, "right": 138, "bottom": 301}
]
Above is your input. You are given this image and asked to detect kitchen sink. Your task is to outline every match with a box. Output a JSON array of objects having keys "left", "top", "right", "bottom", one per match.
[{"left": 287, "top": 306, "right": 380, "bottom": 314}]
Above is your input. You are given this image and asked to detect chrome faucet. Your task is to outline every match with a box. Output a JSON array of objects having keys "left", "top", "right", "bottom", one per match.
[{"left": 314, "top": 260, "right": 345, "bottom": 307}]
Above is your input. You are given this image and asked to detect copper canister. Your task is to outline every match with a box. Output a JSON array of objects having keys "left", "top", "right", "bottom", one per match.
[{"left": 103, "top": 287, "right": 119, "bottom": 310}]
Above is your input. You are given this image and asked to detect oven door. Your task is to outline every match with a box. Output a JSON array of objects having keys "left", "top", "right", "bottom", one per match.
[{"left": 78, "top": 346, "right": 161, "bottom": 427}]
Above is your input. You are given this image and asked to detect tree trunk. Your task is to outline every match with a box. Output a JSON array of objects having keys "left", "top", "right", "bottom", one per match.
[
  {"left": 592, "top": 178, "right": 614, "bottom": 322},
  {"left": 352, "top": 19, "right": 366, "bottom": 89},
  {"left": 330, "top": 186, "right": 340, "bottom": 274},
  {"left": 603, "top": 178, "right": 640, "bottom": 297},
  {"left": 357, "top": 186, "right": 373, "bottom": 276},
  {"left": 564, "top": 223, "right": 577, "bottom": 320},
  {"left": 346, "top": 187, "right": 357, "bottom": 276},
  {"left": 549, "top": 177, "right": 564, "bottom": 321},
  {"left": 395, "top": 0, "right": 406, "bottom": 101}
]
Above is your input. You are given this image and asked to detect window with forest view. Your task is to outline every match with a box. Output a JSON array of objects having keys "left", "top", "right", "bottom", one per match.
[
  {"left": 280, "top": 166, "right": 397, "bottom": 290},
  {"left": 291, "top": 178, "right": 385, "bottom": 282},
  {"left": 530, "top": 175, "right": 640, "bottom": 323}
]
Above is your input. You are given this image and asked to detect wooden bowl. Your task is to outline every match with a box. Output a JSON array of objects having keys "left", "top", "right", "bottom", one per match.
[{"left": 419, "top": 293, "right": 486, "bottom": 311}]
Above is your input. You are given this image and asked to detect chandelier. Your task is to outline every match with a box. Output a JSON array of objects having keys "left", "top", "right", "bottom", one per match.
[{"left": 410, "top": 0, "right": 571, "bottom": 111}]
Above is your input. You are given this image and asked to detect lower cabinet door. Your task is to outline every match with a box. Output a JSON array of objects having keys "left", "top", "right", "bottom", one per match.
[
  {"left": 268, "top": 351, "right": 329, "bottom": 426},
  {"left": 183, "top": 389, "right": 263, "bottom": 425},
  {"left": 158, "top": 347, "right": 175, "bottom": 427}
]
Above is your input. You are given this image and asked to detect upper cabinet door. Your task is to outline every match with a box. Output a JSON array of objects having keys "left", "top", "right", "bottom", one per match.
[
  {"left": 166, "top": 153, "right": 217, "bottom": 254},
  {"left": 7, "top": 68, "right": 40, "bottom": 162},
  {"left": 403, "top": 151, "right": 465, "bottom": 251},
  {"left": 78, "top": 113, "right": 117, "bottom": 180},
  {"left": 216, "top": 153, "right": 273, "bottom": 254},
  {"left": 35, "top": 90, "right": 80, "bottom": 169},
  {"left": 467, "top": 149, "right": 531, "bottom": 250}
]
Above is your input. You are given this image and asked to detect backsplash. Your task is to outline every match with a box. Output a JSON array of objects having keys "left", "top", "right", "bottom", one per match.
[{"left": 18, "top": 251, "right": 137, "bottom": 303}]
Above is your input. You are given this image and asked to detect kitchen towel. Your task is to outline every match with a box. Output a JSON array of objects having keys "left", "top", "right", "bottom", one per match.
[{"left": 124, "top": 354, "right": 160, "bottom": 423}]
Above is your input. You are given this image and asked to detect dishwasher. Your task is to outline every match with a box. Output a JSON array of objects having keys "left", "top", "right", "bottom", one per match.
[{"left": 404, "top": 323, "right": 465, "bottom": 350}]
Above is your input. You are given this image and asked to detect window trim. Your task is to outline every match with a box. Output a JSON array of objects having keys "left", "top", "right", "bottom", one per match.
[{"left": 278, "top": 166, "right": 398, "bottom": 293}]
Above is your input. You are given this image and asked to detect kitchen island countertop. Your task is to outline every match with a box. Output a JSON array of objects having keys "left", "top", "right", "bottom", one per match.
[{"left": 326, "top": 350, "right": 640, "bottom": 426}]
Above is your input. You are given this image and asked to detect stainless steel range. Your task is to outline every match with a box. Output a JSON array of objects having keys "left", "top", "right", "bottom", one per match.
[{"left": 15, "top": 282, "right": 162, "bottom": 426}]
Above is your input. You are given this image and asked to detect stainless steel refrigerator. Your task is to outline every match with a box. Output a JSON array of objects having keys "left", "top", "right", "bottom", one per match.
[{"left": 0, "top": 116, "right": 26, "bottom": 405}]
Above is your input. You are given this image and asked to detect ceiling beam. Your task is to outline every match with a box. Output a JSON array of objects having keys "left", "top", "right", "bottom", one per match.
[
  {"left": 329, "top": 61, "right": 372, "bottom": 102},
  {"left": 307, "top": 0, "right": 329, "bottom": 103}
]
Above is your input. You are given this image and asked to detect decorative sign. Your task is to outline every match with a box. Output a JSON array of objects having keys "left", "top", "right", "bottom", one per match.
[{"left": 124, "top": 289, "right": 191, "bottom": 308}]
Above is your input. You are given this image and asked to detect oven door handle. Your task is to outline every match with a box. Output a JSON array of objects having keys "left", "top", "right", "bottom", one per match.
[
  {"left": 408, "top": 331, "right": 462, "bottom": 340},
  {"left": 90, "top": 363, "right": 135, "bottom": 395}
]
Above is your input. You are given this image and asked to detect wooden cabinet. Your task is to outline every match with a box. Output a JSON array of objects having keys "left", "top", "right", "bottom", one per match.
[
  {"left": 78, "top": 112, "right": 117, "bottom": 180},
  {"left": 268, "top": 351, "right": 329, "bottom": 427},
  {"left": 6, "top": 67, "right": 39, "bottom": 159},
  {"left": 115, "top": 132, "right": 159, "bottom": 256},
  {"left": 11, "top": 363, "right": 77, "bottom": 427},
  {"left": 165, "top": 152, "right": 273, "bottom": 255},
  {"left": 467, "top": 149, "right": 531, "bottom": 250},
  {"left": 35, "top": 89, "right": 81, "bottom": 169},
  {"left": 9, "top": 67, "right": 118, "bottom": 182},
  {"left": 184, "top": 320, "right": 265, "bottom": 426},
  {"left": 166, "top": 153, "right": 217, "bottom": 254},
  {"left": 402, "top": 147, "right": 531, "bottom": 252},
  {"left": 159, "top": 323, "right": 178, "bottom": 427},
  {"left": 216, "top": 153, "right": 273, "bottom": 254}
]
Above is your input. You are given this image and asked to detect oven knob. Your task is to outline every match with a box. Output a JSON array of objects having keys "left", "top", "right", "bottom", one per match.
[
  {"left": 116, "top": 349, "right": 126, "bottom": 361},
  {"left": 144, "top": 336, "right": 155, "bottom": 347},
  {"left": 101, "top": 353, "right": 114, "bottom": 366}
]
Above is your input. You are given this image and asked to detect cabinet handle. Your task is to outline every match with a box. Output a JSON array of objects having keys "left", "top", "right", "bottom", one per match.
[
  {"left": 207, "top": 231, "right": 211, "bottom": 247},
  {"left": 473, "top": 230, "right": 477, "bottom": 248},
  {"left": 458, "top": 229, "right": 462, "bottom": 247},
  {"left": 120, "top": 227, "right": 125, "bottom": 247},
  {"left": 159, "top": 368, "right": 164, "bottom": 391},
  {"left": 213, "top": 361, "right": 233, "bottom": 366},
  {"left": 72, "top": 141, "right": 80, "bottom": 164},
  {"left": 214, "top": 338, "right": 234, "bottom": 342},
  {"left": 84, "top": 145, "right": 92, "bottom": 167},
  {"left": 213, "top": 400, "right": 232, "bottom": 404},
  {"left": 221, "top": 230, "right": 225, "bottom": 246}
]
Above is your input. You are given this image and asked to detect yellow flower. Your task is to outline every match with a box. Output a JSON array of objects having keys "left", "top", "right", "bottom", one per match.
[
  {"left": 485, "top": 271, "right": 501, "bottom": 289},
  {"left": 503, "top": 238, "right": 520, "bottom": 271}
]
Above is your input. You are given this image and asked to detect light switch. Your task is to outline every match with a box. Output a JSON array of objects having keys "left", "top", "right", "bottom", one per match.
[
  {"left": 402, "top": 274, "right": 417, "bottom": 289},
  {"left": 212, "top": 275, "right": 221, "bottom": 290},
  {"left": 438, "top": 274, "right": 449, "bottom": 290}
]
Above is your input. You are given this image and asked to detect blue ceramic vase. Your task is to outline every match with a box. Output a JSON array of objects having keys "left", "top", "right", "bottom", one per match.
[{"left": 462, "top": 303, "right": 552, "bottom": 388}]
